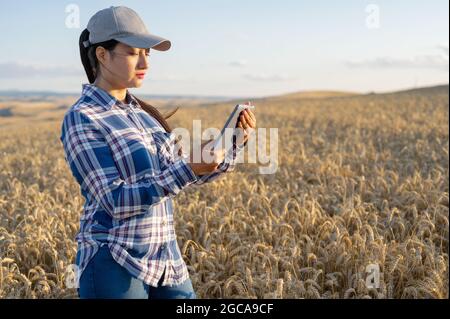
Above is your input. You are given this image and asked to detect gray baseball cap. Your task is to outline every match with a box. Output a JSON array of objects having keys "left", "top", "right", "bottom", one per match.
[{"left": 83, "top": 6, "right": 171, "bottom": 51}]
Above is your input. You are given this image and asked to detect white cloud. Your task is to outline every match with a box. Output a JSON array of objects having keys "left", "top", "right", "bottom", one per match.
[
  {"left": 229, "top": 60, "right": 248, "bottom": 67},
  {"left": 438, "top": 44, "right": 449, "bottom": 55},
  {"left": 150, "top": 74, "right": 198, "bottom": 82},
  {"left": 0, "top": 61, "right": 83, "bottom": 78},
  {"left": 345, "top": 45, "right": 449, "bottom": 71},
  {"left": 243, "top": 73, "right": 295, "bottom": 82}
]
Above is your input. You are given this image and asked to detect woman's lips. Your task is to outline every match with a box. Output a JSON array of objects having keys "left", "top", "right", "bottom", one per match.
[{"left": 136, "top": 73, "right": 146, "bottom": 79}]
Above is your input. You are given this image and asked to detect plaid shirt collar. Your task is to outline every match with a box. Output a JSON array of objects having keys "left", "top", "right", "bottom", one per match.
[{"left": 82, "top": 83, "right": 141, "bottom": 111}]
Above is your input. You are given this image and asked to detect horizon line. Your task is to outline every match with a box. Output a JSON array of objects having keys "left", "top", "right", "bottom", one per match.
[{"left": 0, "top": 82, "right": 448, "bottom": 99}]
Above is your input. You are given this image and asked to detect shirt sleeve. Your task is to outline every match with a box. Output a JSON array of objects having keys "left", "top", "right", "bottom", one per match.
[{"left": 60, "top": 110, "right": 198, "bottom": 221}]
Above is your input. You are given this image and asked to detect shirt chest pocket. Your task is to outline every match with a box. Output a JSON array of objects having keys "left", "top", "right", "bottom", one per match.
[{"left": 107, "top": 128, "right": 160, "bottom": 182}]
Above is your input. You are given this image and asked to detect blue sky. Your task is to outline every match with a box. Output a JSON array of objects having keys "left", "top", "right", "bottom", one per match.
[{"left": 0, "top": 0, "right": 448, "bottom": 97}]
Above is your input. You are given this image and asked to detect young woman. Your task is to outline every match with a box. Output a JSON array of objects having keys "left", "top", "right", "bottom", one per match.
[{"left": 59, "top": 6, "right": 256, "bottom": 299}]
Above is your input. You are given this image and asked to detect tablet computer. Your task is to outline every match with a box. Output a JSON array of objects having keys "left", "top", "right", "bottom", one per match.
[{"left": 211, "top": 104, "right": 255, "bottom": 152}]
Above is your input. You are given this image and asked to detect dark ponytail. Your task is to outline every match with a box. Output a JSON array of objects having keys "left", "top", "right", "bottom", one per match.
[
  {"left": 79, "top": 28, "right": 178, "bottom": 133},
  {"left": 79, "top": 28, "right": 97, "bottom": 84}
]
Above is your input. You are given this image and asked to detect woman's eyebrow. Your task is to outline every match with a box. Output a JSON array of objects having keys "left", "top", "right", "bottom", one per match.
[{"left": 129, "top": 48, "right": 149, "bottom": 54}]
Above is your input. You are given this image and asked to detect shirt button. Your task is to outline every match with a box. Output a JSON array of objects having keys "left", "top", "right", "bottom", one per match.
[
  {"left": 139, "top": 128, "right": 144, "bottom": 133},
  {"left": 161, "top": 219, "right": 167, "bottom": 226},
  {"left": 161, "top": 243, "right": 167, "bottom": 251},
  {"left": 112, "top": 178, "right": 123, "bottom": 186}
]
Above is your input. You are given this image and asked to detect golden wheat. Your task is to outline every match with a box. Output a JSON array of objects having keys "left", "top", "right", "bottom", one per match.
[{"left": 0, "top": 87, "right": 448, "bottom": 298}]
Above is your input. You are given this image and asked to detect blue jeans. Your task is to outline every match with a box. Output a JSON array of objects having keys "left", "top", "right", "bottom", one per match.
[{"left": 78, "top": 245, "right": 197, "bottom": 299}]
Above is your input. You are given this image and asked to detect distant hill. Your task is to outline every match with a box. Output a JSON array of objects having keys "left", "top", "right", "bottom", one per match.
[
  {"left": 0, "top": 90, "right": 78, "bottom": 98},
  {"left": 246, "top": 84, "right": 449, "bottom": 106},
  {"left": 268, "top": 90, "right": 359, "bottom": 100},
  {"left": 256, "top": 84, "right": 448, "bottom": 102},
  {"left": 0, "top": 89, "right": 240, "bottom": 102},
  {"left": 0, "top": 90, "right": 245, "bottom": 109},
  {"left": 0, "top": 84, "right": 447, "bottom": 106},
  {"left": 378, "top": 84, "right": 449, "bottom": 96},
  {"left": 0, "top": 83, "right": 448, "bottom": 128}
]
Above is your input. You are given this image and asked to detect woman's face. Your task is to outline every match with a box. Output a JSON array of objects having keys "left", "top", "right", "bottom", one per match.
[{"left": 96, "top": 42, "right": 149, "bottom": 89}]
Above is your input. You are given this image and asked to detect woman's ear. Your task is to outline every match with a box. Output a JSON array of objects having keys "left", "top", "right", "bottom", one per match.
[{"left": 95, "top": 46, "right": 107, "bottom": 65}]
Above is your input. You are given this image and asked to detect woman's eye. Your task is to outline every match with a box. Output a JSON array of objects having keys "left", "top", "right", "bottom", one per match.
[{"left": 130, "top": 52, "right": 149, "bottom": 57}]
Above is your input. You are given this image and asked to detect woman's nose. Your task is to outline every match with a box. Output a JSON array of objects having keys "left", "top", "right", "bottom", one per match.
[{"left": 138, "top": 54, "right": 149, "bottom": 69}]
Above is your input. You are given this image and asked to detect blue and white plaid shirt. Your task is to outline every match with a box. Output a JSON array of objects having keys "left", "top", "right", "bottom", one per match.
[{"left": 60, "top": 83, "right": 244, "bottom": 287}]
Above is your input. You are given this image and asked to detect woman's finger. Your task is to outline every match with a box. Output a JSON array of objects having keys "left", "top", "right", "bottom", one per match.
[
  {"left": 246, "top": 109, "right": 256, "bottom": 122},
  {"left": 240, "top": 115, "right": 249, "bottom": 129},
  {"left": 241, "top": 114, "right": 255, "bottom": 130},
  {"left": 243, "top": 111, "right": 256, "bottom": 127},
  {"left": 244, "top": 109, "right": 255, "bottom": 123}
]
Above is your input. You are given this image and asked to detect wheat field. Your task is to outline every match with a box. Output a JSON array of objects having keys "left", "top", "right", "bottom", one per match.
[{"left": 0, "top": 85, "right": 448, "bottom": 299}]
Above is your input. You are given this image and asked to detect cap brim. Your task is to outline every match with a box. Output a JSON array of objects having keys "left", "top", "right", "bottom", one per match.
[{"left": 113, "top": 33, "right": 171, "bottom": 51}]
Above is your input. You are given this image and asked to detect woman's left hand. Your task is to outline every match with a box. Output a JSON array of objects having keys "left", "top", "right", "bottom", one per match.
[{"left": 237, "top": 101, "right": 256, "bottom": 145}]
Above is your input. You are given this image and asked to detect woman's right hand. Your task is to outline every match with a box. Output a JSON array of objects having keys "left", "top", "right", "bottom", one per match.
[{"left": 186, "top": 140, "right": 226, "bottom": 176}]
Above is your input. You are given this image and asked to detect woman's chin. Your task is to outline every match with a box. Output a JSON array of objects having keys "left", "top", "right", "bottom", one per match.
[
  {"left": 130, "top": 79, "right": 144, "bottom": 88},
  {"left": 133, "top": 79, "right": 144, "bottom": 88}
]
